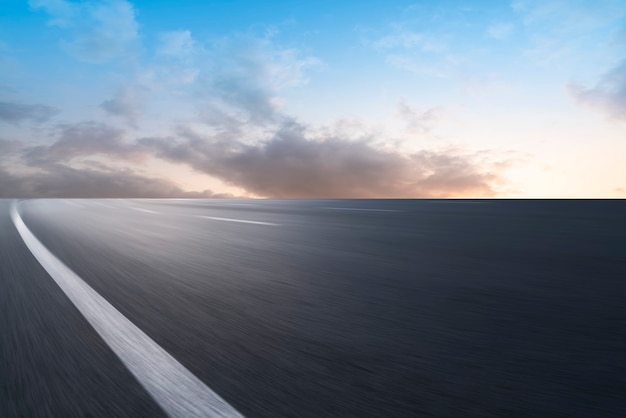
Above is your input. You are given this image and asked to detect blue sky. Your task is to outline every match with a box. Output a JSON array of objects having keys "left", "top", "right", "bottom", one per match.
[{"left": 1, "top": 0, "right": 625, "bottom": 197}]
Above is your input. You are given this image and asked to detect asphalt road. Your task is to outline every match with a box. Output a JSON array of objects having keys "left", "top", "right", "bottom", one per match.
[{"left": 1, "top": 198, "right": 625, "bottom": 417}]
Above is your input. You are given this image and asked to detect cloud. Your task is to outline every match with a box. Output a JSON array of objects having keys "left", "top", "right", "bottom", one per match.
[
  {"left": 29, "top": 0, "right": 74, "bottom": 27},
  {"left": 0, "top": 138, "right": 23, "bottom": 153},
  {"left": 194, "top": 35, "right": 319, "bottom": 127},
  {"left": 140, "top": 33, "right": 319, "bottom": 131},
  {"left": 368, "top": 22, "right": 469, "bottom": 78},
  {"left": 0, "top": 101, "right": 59, "bottom": 124},
  {"left": 24, "top": 121, "right": 148, "bottom": 164},
  {"left": 2, "top": 107, "right": 499, "bottom": 199},
  {"left": 2, "top": 24, "right": 509, "bottom": 198},
  {"left": 0, "top": 124, "right": 226, "bottom": 198},
  {"left": 157, "top": 30, "right": 196, "bottom": 57},
  {"left": 133, "top": 32, "right": 506, "bottom": 198},
  {"left": 100, "top": 87, "right": 144, "bottom": 126},
  {"left": 512, "top": 0, "right": 626, "bottom": 64},
  {"left": 141, "top": 120, "right": 505, "bottom": 198},
  {"left": 29, "top": 0, "right": 139, "bottom": 63},
  {"left": 570, "top": 59, "right": 626, "bottom": 120},
  {"left": 395, "top": 100, "right": 441, "bottom": 136},
  {"left": 0, "top": 163, "right": 221, "bottom": 198}
]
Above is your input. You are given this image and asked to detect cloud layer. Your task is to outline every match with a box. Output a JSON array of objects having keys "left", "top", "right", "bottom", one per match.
[
  {"left": 1, "top": 115, "right": 505, "bottom": 198},
  {"left": 0, "top": 164, "right": 220, "bottom": 198},
  {"left": 142, "top": 121, "right": 503, "bottom": 198},
  {"left": 2, "top": 1, "right": 514, "bottom": 199}
]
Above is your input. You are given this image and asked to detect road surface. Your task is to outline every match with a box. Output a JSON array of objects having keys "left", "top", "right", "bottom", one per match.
[{"left": 1, "top": 198, "right": 625, "bottom": 417}]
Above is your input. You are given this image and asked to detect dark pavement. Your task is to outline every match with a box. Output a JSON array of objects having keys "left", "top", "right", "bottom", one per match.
[{"left": 1, "top": 198, "right": 626, "bottom": 416}]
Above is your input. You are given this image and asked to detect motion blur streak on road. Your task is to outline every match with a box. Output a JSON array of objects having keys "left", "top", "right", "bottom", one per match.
[{"left": 1, "top": 198, "right": 626, "bottom": 417}]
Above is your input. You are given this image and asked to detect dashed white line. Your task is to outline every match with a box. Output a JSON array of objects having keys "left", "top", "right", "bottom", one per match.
[
  {"left": 130, "top": 207, "right": 160, "bottom": 214},
  {"left": 10, "top": 201, "right": 243, "bottom": 418},
  {"left": 321, "top": 207, "right": 401, "bottom": 212},
  {"left": 432, "top": 201, "right": 487, "bottom": 204},
  {"left": 197, "top": 216, "right": 278, "bottom": 226}
]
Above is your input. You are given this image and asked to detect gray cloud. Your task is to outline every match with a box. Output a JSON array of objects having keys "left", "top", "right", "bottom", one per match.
[
  {"left": 0, "top": 101, "right": 59, "bottom": 124},
  {"left": 0, "top": 138, "right": 23, "bottom": 153},
  {"left": 141, "top": 120, "right": 504, "bottom": 198},
  {"left": 24, "top": 121, "right": 148, "bottom": 164},
  {"left": 100, "top": 87, "right": 144, "bottom": 126},
  {"left": 0, "top": 122, "right": 224, "bottom": 198},
  {"left": 571, "top": 59, "right": 626, "bottom": 120},
  {"left": 0, "top": 163, "right": 221, "bottom": 198},
  {"left": 3, "top": 112, "right": 506, "bottom": 198}
]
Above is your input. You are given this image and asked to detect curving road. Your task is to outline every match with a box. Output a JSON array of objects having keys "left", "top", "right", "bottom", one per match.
[{"left": 1, "top": 198, "right": 625, "bottom": 417}]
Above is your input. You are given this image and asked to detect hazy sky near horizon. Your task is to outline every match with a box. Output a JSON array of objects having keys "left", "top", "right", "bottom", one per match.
[{"left": 1, "top": 0, "right": 625, "bottom": 198}]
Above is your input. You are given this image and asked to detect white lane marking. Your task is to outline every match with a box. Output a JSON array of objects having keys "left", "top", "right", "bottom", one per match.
[
  {"left": 130, "top": 207, "right": 160, "bottom": 214},
  {"left": 10, "top": 202, "right": 243, "bottom": 418},
  {"left": 320, "top": 207, "right": 401, "bottom": 212},
  {"left": 193, "top": 203, "right": 256, "bottom": 207},
  {"left": 197, "top": 216, "right": 278, "bottom": 226}
]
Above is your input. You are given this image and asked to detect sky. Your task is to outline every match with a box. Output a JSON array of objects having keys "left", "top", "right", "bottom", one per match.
[{"left": 1, "top": 0, "right": 625, "bottom": 198}]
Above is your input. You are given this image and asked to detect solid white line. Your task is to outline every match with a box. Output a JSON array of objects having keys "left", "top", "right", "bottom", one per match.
[
  {"left": 197, "top": 216, "right": 278, "bottom": 226},
  {"left": 130, "top": 207, "right": 160, "bottom": 214},
  {"left": 320, "top": 207, "right": 401, "bottom": 212},
  {"left": 10, "top": 202, "right": 243, "bottom": 418}
]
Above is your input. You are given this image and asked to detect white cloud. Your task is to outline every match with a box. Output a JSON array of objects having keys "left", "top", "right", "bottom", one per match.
[
  {"left": 29, "top": 0, "right": 74, "bottom": 27},
  {"left": 158, "top": 30, "right": 196, "bottom": 57},
  {"left": 395, "top": 100, "right": 441, "bottom": 136},
  {"left": 30, "top": 0, "right": 139, "bottom": 63},
  {"left": 187, "top": 35, "right": 321, "bottom": 127}
]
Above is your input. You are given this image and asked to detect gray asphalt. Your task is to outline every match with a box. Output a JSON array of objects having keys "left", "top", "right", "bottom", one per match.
[{"left": 1, "top": 198, "right": 626, "bottom": 417}]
